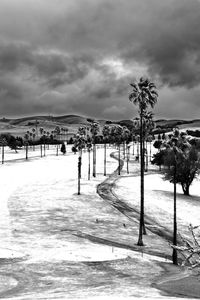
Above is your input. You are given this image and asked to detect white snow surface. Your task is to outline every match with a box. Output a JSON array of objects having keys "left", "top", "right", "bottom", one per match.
[{"left": 0, "top": 144, "right": 193, "bottom": 299}]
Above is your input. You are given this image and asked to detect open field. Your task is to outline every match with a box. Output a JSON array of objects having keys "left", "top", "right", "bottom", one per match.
[{"left": 0, "top": 144, "right": 199, "bottom": 299}]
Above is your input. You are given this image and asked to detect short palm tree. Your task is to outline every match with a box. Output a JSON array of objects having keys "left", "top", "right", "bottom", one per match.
[
  {"left": 129, "top": 77, "right": 158, "bottom": 246},
  {"left": 86, "top": 138, "right": 92, "bottom": 180},
  {"left": 32, "top": 128, "right": 36, "bottom": 151},
  {"left": 0, "top": 137, "right": 7, "bottom": 164},
  {"left": 122, "top": 126, "right": 130, "bottom": 160},
  {"left": 143, "top": 112, "right": 155, "bottom": 171},
  {"left": 111, "top": 125, "right": 123, "bottom": 175},
  {"left": 73, "top": 133, "right": 86, "bottom": 195},
  {"left": 24, "top": 133, "right": 29, "bottom": 160}
]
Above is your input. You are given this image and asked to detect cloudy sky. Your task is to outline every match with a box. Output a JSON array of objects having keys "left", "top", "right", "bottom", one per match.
[{"left": 0, "top": 0, "right": 200, "bottom": 120}]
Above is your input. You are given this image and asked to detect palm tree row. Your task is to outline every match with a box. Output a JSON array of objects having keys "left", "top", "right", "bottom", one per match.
[{"left": 72, "top": 123, "right": 132, "bottom": 193}]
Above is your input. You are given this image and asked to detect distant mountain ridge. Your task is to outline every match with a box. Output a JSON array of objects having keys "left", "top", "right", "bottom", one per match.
[{"left": 0, "top": 114, "right": 200, "bottom": 130}]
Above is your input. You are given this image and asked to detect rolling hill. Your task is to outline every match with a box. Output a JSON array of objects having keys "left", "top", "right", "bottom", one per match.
[{"left": 0, "top": 114, "right": 200, "bottom": 137}]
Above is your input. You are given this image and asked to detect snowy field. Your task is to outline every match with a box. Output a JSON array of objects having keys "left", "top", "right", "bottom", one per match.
[
  {"left": 114, "top": 158, "right": 200, "bottom": 236},
  {"left": 0, "top": 144, "right": 197, "bottom": 299}
]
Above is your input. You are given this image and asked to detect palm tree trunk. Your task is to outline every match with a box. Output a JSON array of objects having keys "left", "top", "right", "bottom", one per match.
[
  {"left": 93, "top": 143, "right": 96, "bottom": 177},
  {"left": 80, "top": 149, "right": 82, "bottom": 178},
  {"left": 40, "top": 144, "right": 43, "bottom": 157},
  {"left": 88, "top": 149, "right": 90, "bottom": 180},
  {"left": 56, "top": 144, "right": 58, "bottom": 156},
  {"left": 78, "top": 154, "right": 81, "bottom": 195},
  {"left": 127, "top": 146, "right": 129, "bottom": 174},
  {"left": 104, "top": 143, "right": 106, "bottom": 176},
  {"left": 137, "top": 110, "right": 146, "bottom": 246},
  {"left": 132, "top": 136, "right": 134, "bottom": 155},
  {"left": 137, "top": 141, "right": 139, "bottom": 160},
  {"left": 2, "top": 145, "right": 4, "bottom": 164},
  {"left": 173, "top": 161, "right": 178, "bottom": 264},
  {"left": 149, "top": 142, "right": 152, "bottom": 162},
  {"left": 145, "top": 140, "right": 148, "bottom": 171},
  {"left": 118, "top": 144, "right": 121, "bottom": 175},
  {"left": 26, "top": 144, "right": 28, "bottom": 160}
]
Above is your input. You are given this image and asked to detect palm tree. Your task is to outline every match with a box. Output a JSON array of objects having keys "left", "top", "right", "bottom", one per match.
[
  {"left": 46, "top": 131, "right": 50, "bottom": 149},
  {"left": 86, "top": 138, "right": 92, "bottom": 180},
  {"left": 73, "top": 133, "right": 86, "bottom": 195},
  {"left": 122, "top": 126, "right": 130, "bottom": 164},
  {"left": 129, "top": 77, "right": 158, "bottom": 246},
  {"left": 111, "top": 125, "right": 123, "bottom": 175},
  {"left": 61, "top": 127, "right": 64, "bottom": 141},
  {"left": 78, "top": 126, "right": 87, "bottom": 177},
  {"left": 63, "top": 127, "right": 68, "bottom": 143},
  {"left": 172, "top": 144, "right": 178, "bottom": 265},
  {"left": 0, "top": 137, "right": 7, "bottom": 164},
  {"left": 24, "top": 133, "right": 29, "bottom": 160},
  {"left": 143, "top": 112, "right": 155, "bottom": 172},
  {"left": 147, "top": 135, "right": 153, "bottom": 162},
  {"left": 132, "top": 134, "right": 135, "bottom": 155},
  {"left": 39, "top": 127, "right": 44, "bottom": 157},
  {"left": 43, "top": 132, "right": 46, "bottom": 156},
  {"left": 39, "top": 127, "right": 44, "bottom": 136},
  {"left": 35, "top": 119, "right": 38, "bottom": 137},
  {"left": 32, "top": 128, "right": 36, "bottom": 151},
  {"left": 90, "top": 122, "right": 100, "bottom": 177},
  {"left": 102, "top": 125, "right": 111, "bottom": 176},
  {"left": 55, "top": 126, "right": 61, "bottom": 141},
  {"left": 127, "top": 145, "right": 130, "bottom": 174}
]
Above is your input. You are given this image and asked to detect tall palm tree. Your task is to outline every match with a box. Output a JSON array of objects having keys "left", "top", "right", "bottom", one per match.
[
  {"left": 129, "top": 77, "right": 158, "bottom": 246},
  {"left": 78, "top": 126, "right": 87, "bottom": 178},
  {"left": 90, "top": 122, "right": 100, "bottom": 177},
  {"left": 102, "top": 124, "right": 111, "bottom": 176}
]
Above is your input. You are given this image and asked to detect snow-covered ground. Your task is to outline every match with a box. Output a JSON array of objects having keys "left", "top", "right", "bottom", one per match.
[
  {"left": 114, "top": 156, "right": 200, "bottom": 237},
  {"left": 0, "top": 144, "right": 195, "bottom": 299}
]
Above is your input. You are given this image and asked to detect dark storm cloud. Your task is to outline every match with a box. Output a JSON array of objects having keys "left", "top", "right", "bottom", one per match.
[
  {"left": 0, "top": 41, "right": 94, "bottom": 88},
  {"left": 35, "top": 53, "right": 92, "bottom": 87},
  {"left": 0, "top": 78, "right": 22, "bottom": 100},
  {"left": 118, "top": 0, "right": 200, "bottom": 88},
  {"left": 1, "top": 0, "right": 200, "bottom": 118},
  {"left": 0, "top": 42, "right": 32, "bottom": 71}
]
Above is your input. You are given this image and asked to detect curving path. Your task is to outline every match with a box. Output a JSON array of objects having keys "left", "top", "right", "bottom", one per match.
[{"left": 97, "top": 151, "right": 177, "bottom": 259}]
